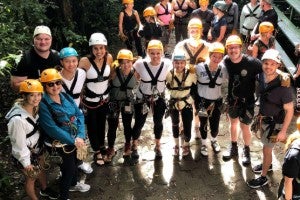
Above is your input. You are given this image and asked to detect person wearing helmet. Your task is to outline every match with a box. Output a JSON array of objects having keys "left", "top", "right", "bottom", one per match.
[
  {"left": 251, "top": 0, "right": 278, "bottom": 42},
  {"left": 166, "top": 50, "right": 196, "bottom": 157},
  {"left": 39, "top": 68, "right": 90, "bottom": 199},
  {"left": 132, "top": 39, "right": 172, "bottom": 160},
  {"left": 174, "top": 17, "right": 210, "bottom": 138},
  {"left": 247, "top": 49, "right": 293, "bottom": 188},
  {"left": 5, "top": 79, "right": 59, "bottom": 200},
  {"left": 222, "top": 35, "right": 262, "bottom": 166},
  {"left": 171, "top": 0, "right": 197, "bottom": 43},
  {"left": 107, "top": 49, "right": 139, "bottom": 161},
  {"left": 59, "top": 47, "right": 93, "bottom": 174},
  {"left": 138, "top": 6, "right": 162, "bottom": 56},
  {"left": 155, "top": 0, "right": 175, "bottom": 57},
  {"left": 10, "top": 25, "right": 60, "bottom": 91},
  {"left": 279, "top": 124, "right": 300, "bottom": 200},
  {"left": 78, "top": 32, "right": 113, "bottom": 166},
  {"left": 190, "top": 0, "right": 214, "bottom": 40},
  {"left": 195, "top": 42, "right": 228, "bottom": 156},
  {"left": 251, "top": 21, "right": 275, "bottom": 59},
  {"left": 207, "top": 1, "right": 228, "bottom": 43},
  {"left": 118, "top": 0, "right": 143, "bottom": 57},
  {"left": 224, "top": 0, "right": 239, "bottom": 36},
  {"left": 239, "top": 0, "right": 262, "bottom": 46}
]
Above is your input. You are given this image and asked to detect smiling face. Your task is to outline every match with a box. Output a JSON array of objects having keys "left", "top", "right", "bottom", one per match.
[
  {"left": 61, "top": 56, "right": 78, "bottom": 74},
  {"left": 24, "top": 92, "right": 42, "bottom": 107},
  {"left": 173, "top": 60, "right": 186, "bottom": 73},
  {"left": 148, "top": 49, "right": 163, "bottom": 65},
  {"left": 262, "top": 59, "right": 279, "bottom": 76},
  {"left": 92, "top": 45, "right": 106, "bottom": 60},
  {"left": 45, "top": 80, "right": 63, "bottom": 97},
  {"left": 226, "top": 44, "right": 242, "bottom": 63},
  {"left": 33, "top": 33, "right": 52, "bottom": 53},
  {"left": 210, "top": 52, "right": 223, "bottom": 65},
  {"left": 119, "top": 59, "right": 133, "bottom": 75},
  {"left": 188, "top": 26, "right": 202, "bottom": 40}
]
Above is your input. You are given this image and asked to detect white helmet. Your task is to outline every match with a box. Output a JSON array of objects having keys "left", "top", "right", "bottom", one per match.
[
  {"left": 172, "top": 49, "right": 186, "bottom": 61},
  {"left": 89, "top": 33, "right": 107, "bottom": 46}
]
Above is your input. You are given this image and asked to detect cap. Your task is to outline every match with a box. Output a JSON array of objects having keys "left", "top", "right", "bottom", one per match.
[
  {"left": 33, "top": 25, "right": 51, "bottom": 38},
  {"left": 261, "top": 49, "right": 281, "bottom": 64}
]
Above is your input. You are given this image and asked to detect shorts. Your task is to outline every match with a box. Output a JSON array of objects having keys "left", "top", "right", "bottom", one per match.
[
  {"left": 260, "top": 122, "right": 282, "bottom": 148},
  {"left": 228, "top": 103, "right": 254, "bottom": 125}
]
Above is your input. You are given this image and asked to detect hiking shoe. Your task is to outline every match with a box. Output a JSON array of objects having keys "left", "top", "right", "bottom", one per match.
[
  {"left": 242, "top": 146, "right": 251, "bottom": 166},
  {"left": 247, "top": 176, "right": 268, "bottom": 189},
  {"left": 173, "top": 145, "right": 179, "bottom": 156},
  {"left": 182, "top": 146, "right": 190, "bottom": 157},
  {"left": 78, "top": 162, "right": 93, "bottom": 174},
  {"left": 252, "top": 164, "right": 273, "bottom": 174},
  {"left": 123, "top": 143, "right": 131, "bottom": 158},
  {"left": 200, "top": 145, "right": 208, "bottom": 156},
  {"left": 154, "top": 146, "right": 162, "bottom": 159},
  {"left": 131, "top": 144, "right": 139, "bottom": 159},
  {"left": 211, "top": 140, "right": 220, "bottom": 153},
  {"left": 222, "top": 142, "right": 238, "bottom": 161},
  {"left": 69, "top": 182, "right": 90, "bottom": 192},
  {"left": 40, "top": 187, "right": 59, "bottom": 199},
  {"left": 105, "top": 147, "right": 116, "bottom": 163}
]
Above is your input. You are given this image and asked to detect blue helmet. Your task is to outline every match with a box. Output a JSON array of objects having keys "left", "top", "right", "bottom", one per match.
[{"left": 59, "top": 47, "right": 78, "bottom": 59}]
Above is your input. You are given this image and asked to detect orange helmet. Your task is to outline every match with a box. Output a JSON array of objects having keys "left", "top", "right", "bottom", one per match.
[
  {"left": 143, "top": 6, "right": 156, "bottom": 17},
  {"left": 122, "top": 0, "right": 133, "bottom": 4},
  {"left": 19, "top": 79, "right": 43, "bottom": 93},
  {"left": 40, "top": 68, "right": 62, "bottom": 83},
  {"left": 188, "top": 18, "right": 203, "bottom": 29},
  {"left": 199, "top": 0, "right": 209, "bottom": 6},
  {"left": 225, "top": 35, "right": 242, "bottom": 47},
  {"left": 147, "top": 40, "right": 164, "bottom": 52},
  {"left": 259, "top": 22, "right": 274, "bottom": 33},
  {"left": 209, "top": 42, "right": 225, "bottom": 54},
  {"left": 117, "top": 49, "right": 134, "bottom": 61}
]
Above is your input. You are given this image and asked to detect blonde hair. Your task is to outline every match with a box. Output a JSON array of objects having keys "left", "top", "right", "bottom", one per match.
[
  {"left": 17, "top": 93, "right": 39, "bottom": 118},
  {"left": 285, "top": 131, "right": 300, "bottom": 152}
]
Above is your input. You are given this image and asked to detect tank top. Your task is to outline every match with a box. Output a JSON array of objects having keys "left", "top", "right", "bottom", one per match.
[
  {"left": 122, "top": 9, "right": 138, "bottom": 31},
  {"left": 157, "top": 2, "right": 172, "bottom": 25}
]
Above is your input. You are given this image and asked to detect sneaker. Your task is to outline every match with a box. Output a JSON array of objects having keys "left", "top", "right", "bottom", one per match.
[
  {"left": 40, "top": 187, "right": 59, "bottom": 199},
  {"left": 211, "top": 141, "right": 220, "bottom": 153},
  {"left": 242, "top": 146, "right": 251, "bottom": 166},
  {"left": 154, "top": 146, "right": 162, "bottom": 159},
  {"left": 222, "top": 142, "right": 238, "bottom": 161},
  {"left": 105, "top": 147, "right": 116, "bottom": 163},
  {"left": 247, "top": 176, "right": 268, "bottom": 189},
  {"left": 78, "top": 162, "right": 93, "bottom": 174},
  {"left": 252, "top": 164, "right": 273, "bottom": 174},
  {"left": 69, "top": 182, "right": 90, "bottom": 192},
  {"left": 173, "top": 145, "right": 179, "bottom": 156},
  {"left": 123, "top": 143, "right": 131, "bottom": 158},
  {"left": 201, "top": 145, "right": 208, "bottom": 156},
  {"left": 182, "top": 145, "right": 190, "bottom": 157}
]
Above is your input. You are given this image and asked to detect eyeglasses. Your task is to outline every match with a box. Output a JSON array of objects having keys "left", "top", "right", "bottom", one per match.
[{"left": 46, "top": 80, "right": 62, "bottom": 87}]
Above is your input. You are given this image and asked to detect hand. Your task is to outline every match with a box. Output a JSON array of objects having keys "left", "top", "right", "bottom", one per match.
[
  {"left": 25, "top": 164, "right": 34, "bottom": 172},
  {"left": 278, "top": 71, "right": 291, "bottom": 87},
  {"left": 75, "top": 137, "right": 85, "bottom": 148},
  {"left": 276, "top": 131, "right": 287, "bottom": 143}
]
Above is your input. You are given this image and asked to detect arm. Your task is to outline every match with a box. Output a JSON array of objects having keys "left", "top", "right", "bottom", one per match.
[
  {"left": 10, "top": 76, "right": 27, "bottom": 91},
  {"left": 239, "top": 7, "right": 246, "bottom": 32},
  {"left": 188, "top": 0, "right": 197, "bottom": 10},
  {"left": 276, "top": 101, "right": 293, "bottom": 142},
  {"left": 119, "top": 11, "right": 125, "bottom": 35},
  {"left": 78, "top": 57, "right": 91, "bottom": 72},
  {"left": 216, "top": 25, "right": 226, "bottom": 42},
  {"left": 233, "top": 4, "right": 239, "bottom": 31},
  {"left": 251, "top": 44, "right": 258, "bottom": 58},
  {"left": 284, "top": 176, "right": 293, "bottom": 200}
]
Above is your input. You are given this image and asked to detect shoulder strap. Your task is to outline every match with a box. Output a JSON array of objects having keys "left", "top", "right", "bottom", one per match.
[
  {"left": 143, "top": 61, "right": 164, "bottom": 86},
  {"left": 62, "top": 70, "right": 79, "bottom": 98},
  {"left": 245, "top": 4, "right": 260, "bottom": 19},
  {"left": 116, "top": 67, "right": 135, "bottom": 91},
  {"left": 184, "top": 43, "right": 205, "bottom": 65},
  {"left": 25, "top": 117, "right": 39, "bottom": 138},
  {"left": 204, "top": 64, "right": 221, "bottom": 87}
]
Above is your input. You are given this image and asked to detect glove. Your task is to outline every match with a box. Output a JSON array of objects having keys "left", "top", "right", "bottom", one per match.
[
  {"left": 77, "top": 144, "right": 88, "bottom": 160},
  {"left": 118, "top": 32, "right": 128, "bottom": 42}
]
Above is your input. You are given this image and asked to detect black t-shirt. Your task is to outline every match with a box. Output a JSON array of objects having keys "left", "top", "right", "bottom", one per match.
[
  {"left": 190, "top": 9, "right": 214, "bottom": 36},
  {"left": 255, "top": 8, "right": 278, "bottom": 34},
  {"left": 224, "top": 54, "right": 262, "bottom": 100},
  {"left": 11, "top": 47, "right": 60, "bottom": 79},
  {"left": 282, "top": 139, "right": 300, "bottom": 197}
]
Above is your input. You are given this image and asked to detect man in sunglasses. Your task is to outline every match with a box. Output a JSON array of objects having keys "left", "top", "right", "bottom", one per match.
[{"left": 10, "top": 25, "right": 60, "bottom": 91}]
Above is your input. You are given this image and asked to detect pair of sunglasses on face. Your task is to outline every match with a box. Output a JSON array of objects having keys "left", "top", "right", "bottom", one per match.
[{"left": 46, "top": 80, "right": 63, "bottom": 87}]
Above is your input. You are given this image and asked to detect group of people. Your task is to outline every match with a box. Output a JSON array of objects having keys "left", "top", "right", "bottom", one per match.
[{"left": 5, "top": 0, "right": 300, "bottom": 199}]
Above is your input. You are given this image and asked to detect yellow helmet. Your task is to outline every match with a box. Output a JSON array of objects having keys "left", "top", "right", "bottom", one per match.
[
  {"left": 147, "top": 39, "right": 164, "bottom": 51},
  {"left": 259, "top": 22, "right": 274, "bottom": 33},
  {"left": 143, "top": 6, "right": 156, "bottom": 17},
  {"left": 40, "top": 68, "right": 62, "bottom": 83},
  {"left": 225, "top": 35, "right": 242, "bottom": 47},
  {"left": 122, "top": 0, "right": 133, "bottom": 4},
  {"left": 19, "top": 79, "right": 43, "bottom": 93},
  {"left": 117, "top": 49, "right": 134, "bottom": 61},
  {"left": 188, "top": 18, "right": 203, "bottom": 29},
  {"left": 209, "top": 42, "right": 225, "bottom": 54},
  {"left": 199, "top": 0, "right": 209, "bottom": 6}
]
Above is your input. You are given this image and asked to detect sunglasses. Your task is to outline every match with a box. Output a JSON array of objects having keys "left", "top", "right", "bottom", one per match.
[{"left": 46, "top": 80, "right": 62, "bottom": 87}]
